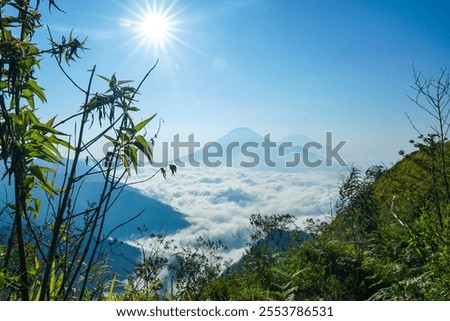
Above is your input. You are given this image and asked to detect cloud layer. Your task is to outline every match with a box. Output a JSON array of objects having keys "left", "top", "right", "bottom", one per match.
[{"left": 129, "top": 166, "right": 341, "bottom": 262}]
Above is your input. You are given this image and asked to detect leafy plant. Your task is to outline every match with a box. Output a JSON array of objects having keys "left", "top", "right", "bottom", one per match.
[{"left": 0, "top": 0, "right": 166, "bottom": 300}]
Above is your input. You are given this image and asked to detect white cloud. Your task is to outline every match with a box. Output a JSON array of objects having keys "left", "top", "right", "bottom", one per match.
[{"left": 129, "top": 166, "right": 340, "bottom": 262}]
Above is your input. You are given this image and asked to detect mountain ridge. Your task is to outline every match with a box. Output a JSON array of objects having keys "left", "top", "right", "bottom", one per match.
[{"left": 175, "top": 127, "right": 330, "bottom": 172}]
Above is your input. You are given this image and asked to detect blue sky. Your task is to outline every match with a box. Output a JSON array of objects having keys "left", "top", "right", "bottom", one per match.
[{"left": 34, "top": 0, "right": 450, "bottom": 168}]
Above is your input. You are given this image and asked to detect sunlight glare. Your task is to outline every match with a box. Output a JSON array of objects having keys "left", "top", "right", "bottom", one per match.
[
  {"left": 123, "top": 0, "right": 183, "bottom": 56},
  {"left": 140, "top": 12, "right": 169, "bottom": 42}
]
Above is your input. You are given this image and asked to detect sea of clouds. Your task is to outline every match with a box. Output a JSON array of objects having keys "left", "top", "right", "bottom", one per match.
[{"left": 129, "top": 165, "right": 342, "bottom": 262}]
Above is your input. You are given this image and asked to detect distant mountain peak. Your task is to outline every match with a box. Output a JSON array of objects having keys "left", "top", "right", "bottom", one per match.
[
  {"left": 176, "top": 127, "right": 333, "bottom": 172},
  {"left": 217, "top": 127, "right": 264, "bottom": 145},
  {"left": 225, "top": 127, "right": 262, "bottom": 137}
]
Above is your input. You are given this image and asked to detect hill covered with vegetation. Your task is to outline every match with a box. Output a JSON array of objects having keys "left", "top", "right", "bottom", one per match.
[{"left": 191, "top": 136, "right": 450, "bottom": 300}]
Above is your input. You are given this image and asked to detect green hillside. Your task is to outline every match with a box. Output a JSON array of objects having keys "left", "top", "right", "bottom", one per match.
[{"left": 196, "top": 137, "right": 450, "bottom": 301}]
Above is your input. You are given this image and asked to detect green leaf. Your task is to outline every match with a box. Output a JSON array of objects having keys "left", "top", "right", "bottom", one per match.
[
  {"left": 110, "top": 74, "right": 117, "bottom": 88},
  {"left": 134, "top": 113, "right": 156, "bottom": 132},
  {"left": 98, "top": 75, "right": 111, "bottom": 83},
  {"left": 40, "top": 135, "right": 62, "bottom": 156},
  {"left": 0, "top": 271, "right": 4, "bottom": 290},
  {"left": 23, "top": 175, "right": 35, "bottom": 194},
  {"left": 36, "top": 182, "right": 57, "bottom": 197},
  {"left": 134, "top": 135, "right": 153, "bottom": 163},
  {"left": 117, "top": 80, "right": 134, "bottom": 85},
  {"left": 127, "top": 106, "right": 140, "bottom": 112},
  {"left": 34, "top": 147, "right": 63, "bottom": 164},
  {"left": 0, "top": 81, "right": 7, "bottom": 90},
  {"left": 28, "top": 198, "right": 41, "bottom": 219},
  {"left": 104, "top": 134, "right": 119, "bottom": 145},
  {"left": 46, "top": 116, "right": 57, "bottom": 127},
  {"left": 31, "top": 123, "right": 63, "bottom": 135},
  {"left": 124, "top": 146, "right": 139, "bottom": 173},
  {"left": 107, "top": 273, "right": 118, "bottom": 301},
  {"left": 23, "top": 79, "right": 46, "bottom": 103},
  {"left": 25, "top": 133, "right": 62, "bottom": 161},
  {"left": 27, "top": 130, "right": 45, "bottom": 143},
  {"left": 30, "top": 165, "right": 57, "bottom": 195},
  {"left": 121, "top": 154, "right": 130, "bottom": 175},
  {"left": 50, "top": 134, "right": 74, "bottom": 150},
  {"left": 22, "top": 88, "right": 35, "bottom": 109}
]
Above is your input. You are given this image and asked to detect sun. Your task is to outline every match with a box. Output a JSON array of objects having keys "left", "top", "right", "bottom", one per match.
[
  {"left": 140, "top": 12, "right": 170, "bottom": 42},
  {"left": 121, "top": 0, "right": 183, "bottom": 56},
  {"left": 137, "top": 9, "right": 174, "bottom": 50}
]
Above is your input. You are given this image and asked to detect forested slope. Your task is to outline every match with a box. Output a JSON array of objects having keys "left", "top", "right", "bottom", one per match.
[{"left": 198, "top": 139, "right": 450, "bottom": 301}]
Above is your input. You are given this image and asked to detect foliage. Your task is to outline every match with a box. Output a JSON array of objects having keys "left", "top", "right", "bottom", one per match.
[
  {"left": 199, "top": 213, "right": 311, "bottom": 300},
  {"left": 171, "top": 236, "right": 228, "bottom": 300},
  {"left": 0, "top": 0, "right": 166, "bottom": 300},
  {"left": 115, "top": 234, "right": 173, "bottom": 301}
]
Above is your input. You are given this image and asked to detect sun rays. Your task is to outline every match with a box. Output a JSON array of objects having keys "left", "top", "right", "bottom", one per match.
[{"left": 120, "top": 0, "right": 185, "bottom": 57}]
